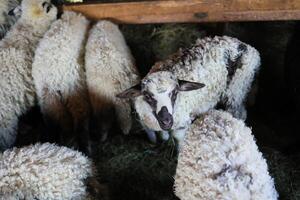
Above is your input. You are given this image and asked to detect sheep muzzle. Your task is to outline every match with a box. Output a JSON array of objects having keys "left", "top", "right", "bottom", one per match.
[{"left": 156, "top": 106, "right": 173, "bottom": 130}]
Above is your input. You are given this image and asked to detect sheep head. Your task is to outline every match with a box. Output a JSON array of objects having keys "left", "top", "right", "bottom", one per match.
[
  {"left": 12, "top": 0, "right": 57, "bottom": 29},
  {"left": 117, "top": 71, "right": 205, "bottom": 131}
]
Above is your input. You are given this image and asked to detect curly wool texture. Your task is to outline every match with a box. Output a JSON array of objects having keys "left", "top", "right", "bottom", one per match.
[
  {"left": 0, "top": 143, "right": 94, "bottom": 200},
  {"left": 134, "top": 36, "right": 260, "bottom": 133},
  {"left": 174, "top": 110, "right": 278, "bottom": 200},
  {"left": 0, "top": 0, "right": 57, "bottom": 151},
  {"left": 32, "top": 11, "right": 90, "bottom": 143},
  {"left": 85, "top": 20, "right": 140, "bottom": 135}
]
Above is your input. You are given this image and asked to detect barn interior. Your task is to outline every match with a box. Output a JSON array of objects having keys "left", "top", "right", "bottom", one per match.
[{"left": 9, "top": 1, "right": 300, "bottom": 199}]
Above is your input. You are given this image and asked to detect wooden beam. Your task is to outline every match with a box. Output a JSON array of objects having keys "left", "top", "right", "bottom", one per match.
[{"left": 63, "top": 0, "right": 300, "bottom": 24}]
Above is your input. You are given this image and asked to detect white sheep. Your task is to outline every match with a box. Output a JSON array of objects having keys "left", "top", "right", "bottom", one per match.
[
  {"left": 32, "top": 11, "right": 91, "bottom": 153},
  {"left": 85, "top": 20, "right": 140, "bottom": 141},
  {"left": 0, "top": 143, "right": 101, "bottom": 200},
  {"left": 118, "top": 36, "right": 260, "bottom": 144},
  {"left": 174, "top": 110, "right": 278, "bottom": 200},
  {"left": 0, "top": 0, "right": 57, "bottom": 151}
]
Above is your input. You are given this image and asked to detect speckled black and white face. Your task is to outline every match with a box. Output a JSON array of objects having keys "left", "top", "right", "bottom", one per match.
[
  {"left": 140, "top": 72, "right": 178, "bottom": 130},
  {"left": 117, "top": 71, "right": 205, "bottom": 131}
]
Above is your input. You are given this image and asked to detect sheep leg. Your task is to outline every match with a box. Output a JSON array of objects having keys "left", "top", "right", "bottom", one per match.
[
  {"left": 172, "top": 128, "right": 187, "bottom": 149},
  {"left": 89, "top": 94, "right": 115, "bottom": 142},
  {"left": 40, "top": 92, "right": 73, "bottom": 144},
  {"left": 158, "top": 131, "right": 170, "bottom": 141},
  {"left": 144, "top": 130, "right": 169, "bottom": 144},
  {"left": 93, "top": 106, "right": 114, "bottom": 142},
  {"left": 66, "top": 91, "right": 92, "bottom": 155},
  {"left": 144, "top": 127, "right": 157, "bottom": 144},
  {"left": 114, "top": 99, "right": 132, "bottom": 135},
  {"left": 74, "top": 117, "right": 91, "bottom": 155},
  {"left": 71, "top": 109, "right": 91, "bottom": 155}
]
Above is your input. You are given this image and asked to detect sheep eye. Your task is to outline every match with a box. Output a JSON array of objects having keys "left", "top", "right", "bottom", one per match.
[
  {"left": 144, "top": 93, "right": 153, "bottom": 102},
  {"left": 143, "top": 92, "right": 156, "bottom": 108}
]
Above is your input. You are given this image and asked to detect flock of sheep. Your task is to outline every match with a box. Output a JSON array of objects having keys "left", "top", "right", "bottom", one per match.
[{"left": 0, "top": 0, "right": 278, "bottom": 199}]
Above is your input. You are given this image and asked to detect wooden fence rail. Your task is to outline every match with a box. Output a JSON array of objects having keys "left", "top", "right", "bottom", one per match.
[{"left": 63, "top": 0, "right": 300, "bottom": 24}]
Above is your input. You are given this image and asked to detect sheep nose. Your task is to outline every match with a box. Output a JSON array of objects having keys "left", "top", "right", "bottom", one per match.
[{"left": 157, "top": 106, "right": 173, "bottom": 130}]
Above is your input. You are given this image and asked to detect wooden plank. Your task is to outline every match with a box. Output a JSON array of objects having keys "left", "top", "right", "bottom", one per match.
[{"left": 63, "top": 0, "right": 300, "bottom": 23}]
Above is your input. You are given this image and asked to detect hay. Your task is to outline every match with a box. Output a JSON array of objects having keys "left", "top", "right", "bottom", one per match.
[
  {"left": 150, "top": 24, "right": 205, "bottom": 60},
  {"left": 94, "top": 134, "right": 179, "bottom": 200},
  {"left": 120, "top": 23, "right": 207, "bottom": 76}
]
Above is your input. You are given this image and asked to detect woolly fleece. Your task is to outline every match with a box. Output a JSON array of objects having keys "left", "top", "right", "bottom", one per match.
[
  {"left": 0, "top": 0, "right": 57, "bottom": 150},
  {"left": 85, "top": 20, "right": 140, "bottom": 135},
  {"left": 174, "top": 110, "right": 278, "bottom": 200},
  {"left": 0, "top": 143, "right": 94, "bottom": 200}
]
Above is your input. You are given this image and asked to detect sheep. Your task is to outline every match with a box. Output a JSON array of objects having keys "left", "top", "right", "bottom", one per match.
[
  {"left": 117, "top": 36, "right": 260, "bottom": 144},
  {"left": 32, "top": 11, "right": 91, "bottom": 154},
  {"left": 85, "top": 20, "right": 140, "bottom": 141},
  {"left": 174, "top": 109, "right": 278, "bottom": 200},
  {"left": 0, "top": 142, "right": 108, "bottom": 200},
  {"left": 0, "top": 0, "right": 57, "bottom": 151}
]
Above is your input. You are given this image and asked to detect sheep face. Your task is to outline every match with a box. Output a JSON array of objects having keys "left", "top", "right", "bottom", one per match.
[
  {"left": 18, "top": 0, "right": 57, "bottom": 28},
  {"left": 117, "top": 71, "right": 205, "bottom": 131}
]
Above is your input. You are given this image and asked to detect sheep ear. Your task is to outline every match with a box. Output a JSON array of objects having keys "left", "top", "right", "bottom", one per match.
[
  {"left": 178, "top": 80, "right": 205, "bottom": 91},
  {"left": 116, "top": 84, "right": 142, "bottom": 99},
  {"left": 8, "top": 6, "right": 22, "bottom": 17}
]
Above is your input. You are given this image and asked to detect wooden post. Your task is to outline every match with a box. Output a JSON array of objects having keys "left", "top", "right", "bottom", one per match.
[{"left": 63, "top": 0, "right": 300, "bottom": 24}]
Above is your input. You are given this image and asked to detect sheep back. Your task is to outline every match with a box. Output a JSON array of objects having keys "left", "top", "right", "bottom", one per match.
[
  {"left": 0, "top": 143, "right": 94, "bottom": 200},
  {"left": 85, "top": 20, "right": 140, "bottom": 135},
  {"left": 174, "top": 110, "right": 278, "bottom": 200}
]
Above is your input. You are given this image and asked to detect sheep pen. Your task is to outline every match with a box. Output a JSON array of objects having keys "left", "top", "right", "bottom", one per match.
[{"left": 3, "top": 0, "right": 300, "bottom": 200}]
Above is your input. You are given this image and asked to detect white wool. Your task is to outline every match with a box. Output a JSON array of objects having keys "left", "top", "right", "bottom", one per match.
[
  {"left": 174, "top": 110, "right": 278, "bottom": 200},
  {"left": 85, "top": 20, "right": 140, "bottom": 135},
  {"left": 0, "top": 0, "right": 57, "bottom": 151},
  {"left": 0, "top": 143, "right": 94, "bottom": 200},
  {"left": 32, "top": 11, "right": 90, "bottom": 141},
  {"left": 134, "top": 36, "right": 260, "bottom": 141}
]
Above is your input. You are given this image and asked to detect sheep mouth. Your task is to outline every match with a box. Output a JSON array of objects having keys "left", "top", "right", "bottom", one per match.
[
  {"left": 153, "top": 109, "right": 174, "bottom": 130},
  {"left": 157, "top": 119, "right": 173, "bottom": 130}
]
